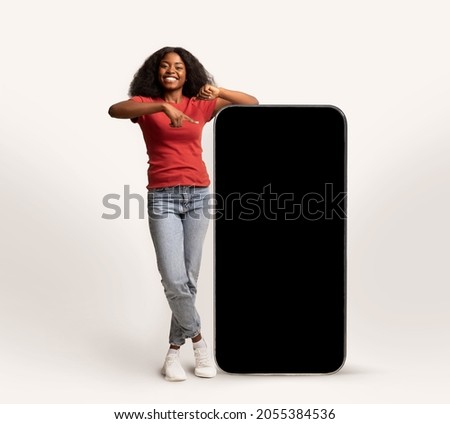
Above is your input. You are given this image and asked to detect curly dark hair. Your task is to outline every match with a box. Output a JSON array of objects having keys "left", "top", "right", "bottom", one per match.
[{"left": 128, "top": 46, "right": 216, "bottom": 98}]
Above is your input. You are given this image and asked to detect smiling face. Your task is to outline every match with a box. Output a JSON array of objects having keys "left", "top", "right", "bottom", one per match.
[{"left": 158, "top": 52, "right": 187, "bottom": 93}]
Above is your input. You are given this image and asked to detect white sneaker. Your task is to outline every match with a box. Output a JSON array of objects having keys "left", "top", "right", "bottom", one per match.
[
  {"left": 161, "top": 351, "right": 186, "bottom": 382},
  {"left": 194, "top": 347, "right": 217, "bottom": 378}
]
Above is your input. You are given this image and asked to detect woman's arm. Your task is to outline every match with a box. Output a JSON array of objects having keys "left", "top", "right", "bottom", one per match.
[
  {"left": 108, "top": 99, "right": 198, "bottom": 127},
  {"left": 108, "top": 99, "right": 165, "bottom": 119},
  {"left": 196, "top": 84, "right": 258, "bottom": 115},
  {"left": 216, "top": 87, "right": 259, "bottom": 108}
]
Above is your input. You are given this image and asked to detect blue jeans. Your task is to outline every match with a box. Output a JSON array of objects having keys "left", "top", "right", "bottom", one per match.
[{"left": 147, "top": 186, "right": 211, "bottom": 346}]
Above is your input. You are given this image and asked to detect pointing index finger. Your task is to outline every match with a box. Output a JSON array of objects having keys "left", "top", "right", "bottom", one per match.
[{"left": 186, "top": 116, "right": 199, "bottom": 124}]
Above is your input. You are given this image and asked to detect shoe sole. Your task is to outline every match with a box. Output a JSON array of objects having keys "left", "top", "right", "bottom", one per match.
[{"left": 194, "top": 369, "right": 217, "bottom": 378}]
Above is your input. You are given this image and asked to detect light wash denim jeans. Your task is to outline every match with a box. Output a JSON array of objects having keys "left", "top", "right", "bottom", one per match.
[{"left": 147, "top": 186, "right": 211, "bottom": 346}]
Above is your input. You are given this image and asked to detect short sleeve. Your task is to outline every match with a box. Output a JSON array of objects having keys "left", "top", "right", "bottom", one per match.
[
  {"left": 130, "top": 96, "right": 153, "bottom": 103},
  {"left": 194, "top": 98, "right": 217, "bottom": 122},
  {"left": 129, "top": 96, "right": 153, "bottom": 123}
]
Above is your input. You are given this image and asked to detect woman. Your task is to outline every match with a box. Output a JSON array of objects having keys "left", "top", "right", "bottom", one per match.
[{"left": 108, "top": 46, "right": 258, "bottom": 381}]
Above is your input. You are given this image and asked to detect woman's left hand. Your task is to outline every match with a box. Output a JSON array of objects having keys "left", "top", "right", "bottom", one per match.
[{"left": 196, "top": 84, "right": 220, "bottom": 100}]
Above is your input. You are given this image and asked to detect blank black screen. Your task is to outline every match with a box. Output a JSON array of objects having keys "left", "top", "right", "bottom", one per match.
[{"left": 213, "top": 105, "right": 347, "bottom": 374}]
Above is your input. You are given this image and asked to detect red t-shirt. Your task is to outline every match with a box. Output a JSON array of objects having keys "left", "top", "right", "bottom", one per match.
[{"left": 131, "top": 95, "right": 217, "bottom": 189}]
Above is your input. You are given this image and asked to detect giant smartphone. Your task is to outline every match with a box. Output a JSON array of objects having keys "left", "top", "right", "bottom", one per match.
[{"left": 213, "top": 105, "right": 347, "bottom": 374}]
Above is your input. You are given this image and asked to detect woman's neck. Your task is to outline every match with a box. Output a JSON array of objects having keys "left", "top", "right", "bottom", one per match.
[{"left": 163, "top": 91, "right": 184, "bottom": 104}]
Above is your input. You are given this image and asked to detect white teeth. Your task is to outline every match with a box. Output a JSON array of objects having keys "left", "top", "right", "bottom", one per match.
[{"left": 164, "top": 77, "right": 177, "bottom": 82}]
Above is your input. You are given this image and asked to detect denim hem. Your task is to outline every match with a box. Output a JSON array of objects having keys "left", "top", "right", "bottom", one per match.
[{"left": 169, "top": 330, "right": 201, "bottom": 347}]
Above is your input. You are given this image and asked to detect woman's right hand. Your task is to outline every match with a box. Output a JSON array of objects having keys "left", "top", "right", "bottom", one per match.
[{"left": 162, "top": 103, "right": 199, "bottom": 127}]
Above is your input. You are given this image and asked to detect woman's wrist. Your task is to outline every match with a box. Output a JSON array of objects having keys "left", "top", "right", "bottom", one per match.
[{"left": 160, "top": 102, "right": 173, "bottom": 113}]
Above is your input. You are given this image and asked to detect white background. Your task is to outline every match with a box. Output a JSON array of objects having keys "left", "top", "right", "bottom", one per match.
[{"left": 1, "top": 0, "right": 450, "bottom": 409}]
